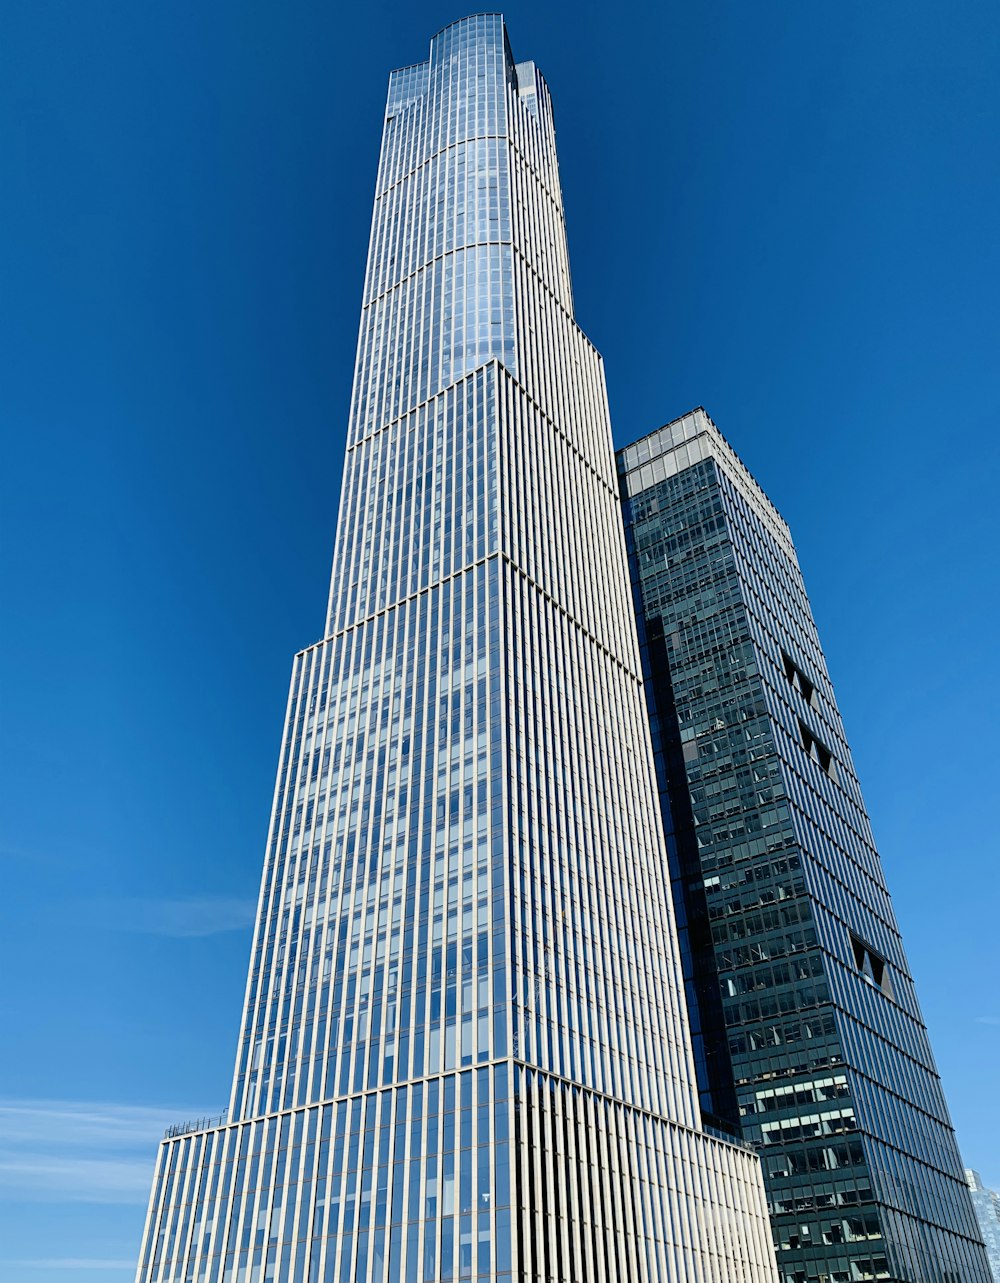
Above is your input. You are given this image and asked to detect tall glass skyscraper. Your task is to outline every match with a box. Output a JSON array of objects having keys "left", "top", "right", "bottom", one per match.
[
  {"left": 965, "top": 1172, "right": 1000, "bottom": 1282},
  {"left": 618, "top": 408, "right": 990, "bottom": 1283},
  {"left": 135, "top": 19, "right": 777, "bottom": 1283}
]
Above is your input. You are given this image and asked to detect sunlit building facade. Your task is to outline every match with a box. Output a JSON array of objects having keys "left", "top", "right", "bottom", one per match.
[
  {"left": 966, "top": 1171, "right": 1000, "bottom": 1282},
  {"left": 618, "top": 408, "right": 991, "bottom": 1283},
  {"left": 135, "top": 19, "right": 777, "bottom": 1283}
]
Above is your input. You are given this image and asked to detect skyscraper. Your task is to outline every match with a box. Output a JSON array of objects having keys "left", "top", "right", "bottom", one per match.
[
  {"left": 965, "top": 1171, "right": 1000, "bottom": 1282},
  {"left": 618, "top": 408, "right": 990, "bottom": 1283},
  {"left": 135, "top": 19, "right": 777, "bottom": 1283}
]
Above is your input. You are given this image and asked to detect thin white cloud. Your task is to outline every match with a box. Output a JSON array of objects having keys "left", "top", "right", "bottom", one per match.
[
  {"left": 0, "top": 1100, "right": 191, "bottom": 1147},
  {"left": 0, "top": 1099, "right": 213, "bottom": 1206},
  {"left": 86, "top": 895, "right": 256, "bottom": 937},
  {"left": 0, "top": 1155, "right": 151, "bottom": 1204},
  {"left": 975, "top": 1016, "right": 1000, "bottom": 1026}
]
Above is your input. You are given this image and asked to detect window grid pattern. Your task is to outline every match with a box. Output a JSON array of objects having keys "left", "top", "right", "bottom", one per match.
[
  {"left": 232, "top": 558, "right": 506, "bottom": 1123},
  {"left": 141, "top": 1068, "right": 513, "bottom": 1283},
  {"left": 618, "top": 408, "right": 990, "bottom": 1283},
  {"left": 136, "top": 22, "right": 776, "bottom": 1283},
  {"left": 327, "top": 370, "right": 500, "bottom": 635}
]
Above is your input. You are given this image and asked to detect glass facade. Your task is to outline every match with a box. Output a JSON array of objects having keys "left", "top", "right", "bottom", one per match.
[
  {"left": 135, "top": 20, "right": 777, "bottom": 1283},
  {"left": 965, "top": 1172, "right": 1000, "bottom": 1282},
  {"left": 618, "top": 408, "right": 991, "bottom": 1283}
]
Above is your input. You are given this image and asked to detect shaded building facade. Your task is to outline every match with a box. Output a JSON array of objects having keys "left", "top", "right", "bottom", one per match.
[
  {"left": 135, "top": 20, "right": 777, "bottom": 1283},
  {"left": 618, "top": 408, "right": 990, "bottom": 1283}
]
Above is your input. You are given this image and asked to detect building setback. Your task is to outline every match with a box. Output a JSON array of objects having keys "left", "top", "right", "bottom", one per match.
[
  {"left": 135, "top": 19, "right": 777, "bottom": 1283},
  {"left": 617, "top": 408, "right": 990, "bottom": 1283}
]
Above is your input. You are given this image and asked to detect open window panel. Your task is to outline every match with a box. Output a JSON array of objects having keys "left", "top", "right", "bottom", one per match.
[
  {"left": 850, "top": 930, "right": 894, "bottom": 999},
  {"left": 781, "top": 648, "right": 818, "bottom": 708},
  {"left": 798, "top": 717, "right": 838, "bottom": 782}
]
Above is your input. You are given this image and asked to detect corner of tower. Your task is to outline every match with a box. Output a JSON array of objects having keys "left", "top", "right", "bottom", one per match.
[{"left": 617, "top": 407, "right": 796, "bottom": 560}]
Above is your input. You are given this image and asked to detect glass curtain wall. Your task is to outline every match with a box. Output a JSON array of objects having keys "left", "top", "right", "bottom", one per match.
[
  {"left": 618, "top": 408, "right": 991, "bottom": 1283},
  {"left": 135, "top": 21, "right": 777, "bottom": 1283}
]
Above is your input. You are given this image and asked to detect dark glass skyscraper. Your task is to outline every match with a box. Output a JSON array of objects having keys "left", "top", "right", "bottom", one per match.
[
  {"left": 618, "top": 408, "right": 990, "bottom": 1283},
  {"left": 135, "top": 21, "right": 778, "bottom": 1283}
]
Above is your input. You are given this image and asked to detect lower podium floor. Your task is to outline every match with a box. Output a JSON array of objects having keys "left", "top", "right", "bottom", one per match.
[{"left": 137, "top": 1062, "right": 776, "bottom": 1283}]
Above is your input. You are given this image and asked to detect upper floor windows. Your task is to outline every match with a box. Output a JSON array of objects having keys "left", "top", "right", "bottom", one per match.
[
  {"left": 781, "top": 649, "right": 817, "bottom": 708},
  {"left": 798, "top": 718, "right": 838, "bottom": 782},
  {"left": 849, "top": 931, "right": 894, "bottom": 999}
]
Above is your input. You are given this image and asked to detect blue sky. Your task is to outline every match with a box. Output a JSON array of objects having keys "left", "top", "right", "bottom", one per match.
[{"left": 1, "top": 0, "right": 998, "bottom": 1275}]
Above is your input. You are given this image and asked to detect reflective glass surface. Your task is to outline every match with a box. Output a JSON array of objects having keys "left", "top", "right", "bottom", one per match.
[
  {"left": 965, "top": 1171, "right": 1000, "bottom": 1282},
  {"left": 618, "top": 408, "right": 991, "bottom": 1283},
  {"left": 136, "top": 23, "right": 776, "bottom": 1283}
]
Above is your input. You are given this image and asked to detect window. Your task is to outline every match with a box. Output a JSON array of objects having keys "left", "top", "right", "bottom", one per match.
[
  {"left": 780, "top": 646, "right": 821, "bottom": 708},
  {"left": 849, "top": 931, "right": 893, "bottom": 998},
  {"left": 798, "top": 718, "right": 837, "bottom": 781},
  {"left": 782, "top": 649, "right": 817, "bottom": 707}
]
